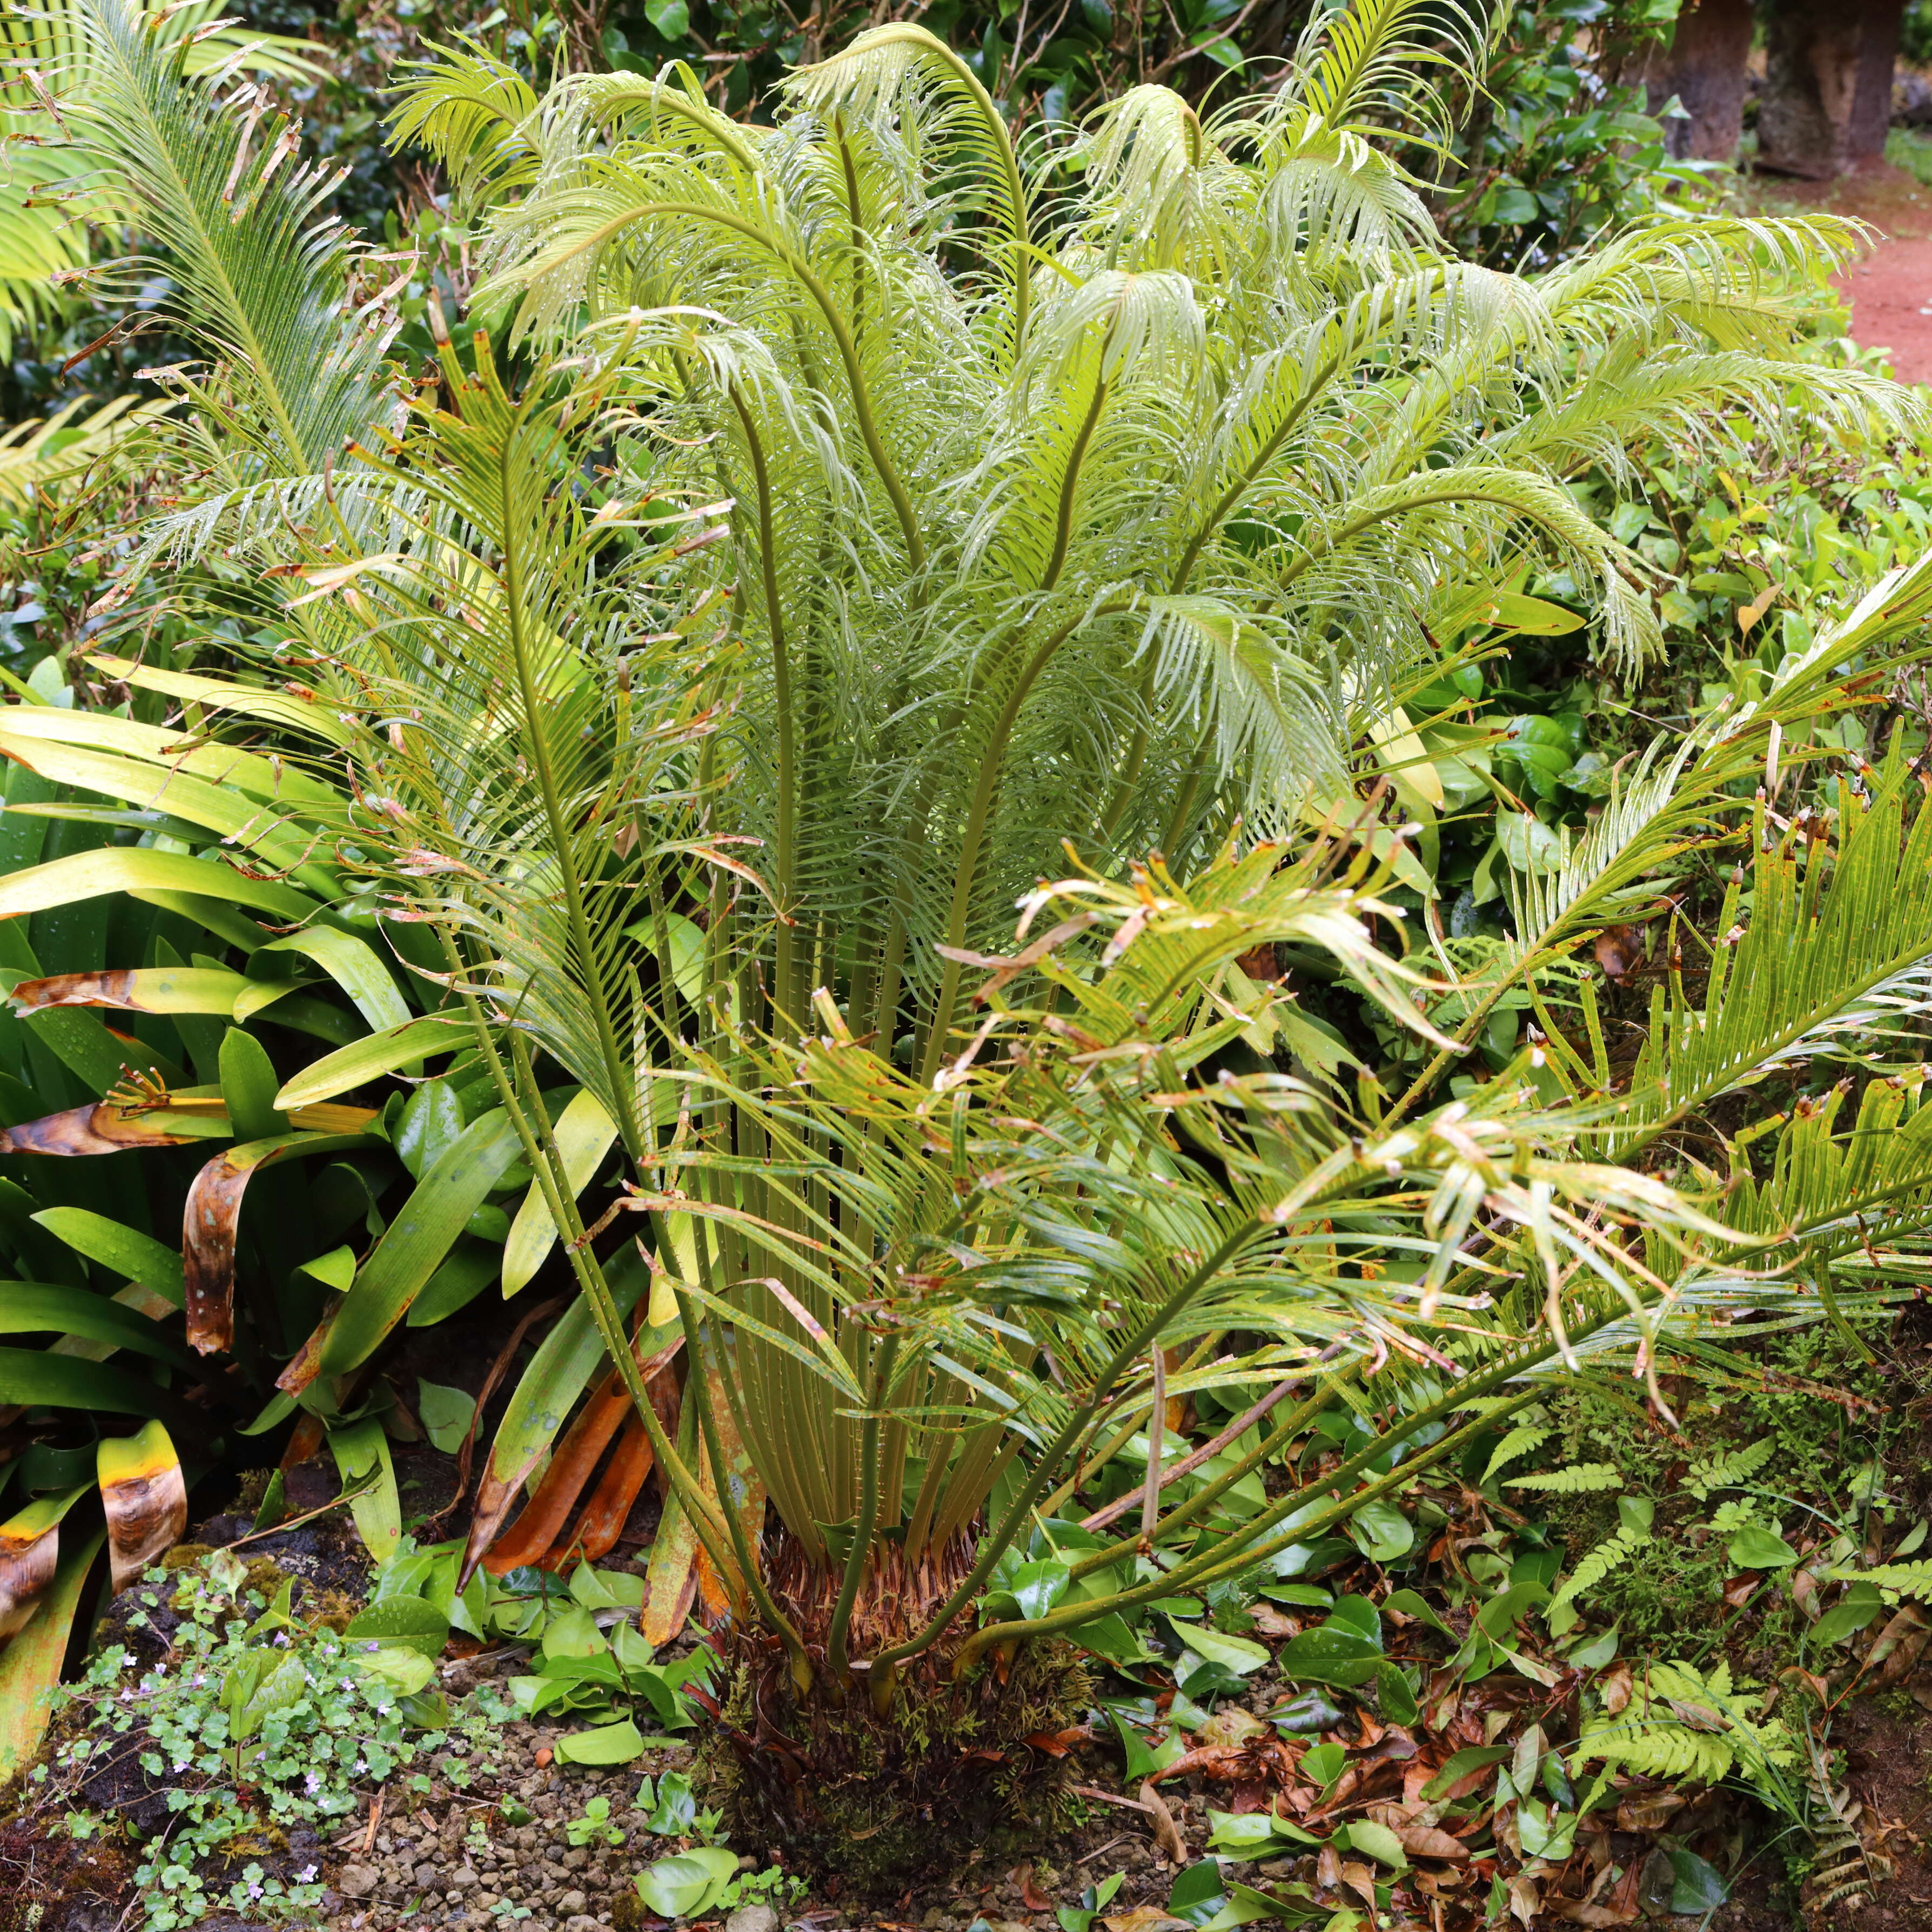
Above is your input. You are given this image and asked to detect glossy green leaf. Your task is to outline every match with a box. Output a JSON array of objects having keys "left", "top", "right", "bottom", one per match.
[
  {"left": 633, "top": 1846, "right": 737, "bottom": 1917},
  {"left": 329, "top": 1418, "right": 402, "bottom": 1562},
  {"left": 417, "top": 1378, "right": 477, "bottom": 1454},
  {"left": 273, "top": 1013, "right": 469, "bottom": 1109},
  {"left": 0, "top": 846, "right": 318, "bottom": 925},
  {"left": 502, "top": 1088, "right": 616, "bottom": 1296},
  {"left": 555, "top": 1718, "right": 647, "bottom": 1766},
  {"left": 260, "top": 925, "right": 411, "bottom": 1034},
  {"left": 219, "top": 1025, "right": 287, "bottom": 1141},
  {"left": 0, "top": 1346, "right": 181, "bottom": 1419},
  {"left": 346, "top": 1596, "right": 451, "bottom": 1659},
  {"left": 1727, "top": 1524, "right": 1798, "bottom": 1570},
  {"left": 31, "top": 1209, "right": 186, "bottom": 1306},
  {"left": 0, "top": 1281, "right": 188, "bottom": 1364}
]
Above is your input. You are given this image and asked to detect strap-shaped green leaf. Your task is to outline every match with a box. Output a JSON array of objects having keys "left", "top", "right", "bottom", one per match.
[
  {"left": 0, "top": 1345, "right": 184, "bottom": 1419},
  {"left": 0, "top": 1282, "right": 188, "bottom": 1364},
  {"left": 315, "top": 1110, "right": 525, "bottom": 1376},
  {"left": 30, "top": 1208, "right": 186, "bottom": 1306},
  {"left": 502, "top": 1089, "right": 616, "bottom": 1296},
  {"left": 260, "top": 927, "right": 412, "bottom": 1035},
  {"left": 273, "top": 1013, "right": 469, "bottom": 1109},
  {"left": 0, "top": 848, "right": 318, "bottom": 925}
]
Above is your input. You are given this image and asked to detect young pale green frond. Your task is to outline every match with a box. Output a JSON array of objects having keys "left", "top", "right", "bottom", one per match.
[
  {"left": 1273, "top": 0, "right": 1501, "bottom": 149},
  {"left": 781, "top": 23, "right": 1030, "bottom": 349},
  {"left": 384, "top": 38, "right": 542, "bottom": 206}
]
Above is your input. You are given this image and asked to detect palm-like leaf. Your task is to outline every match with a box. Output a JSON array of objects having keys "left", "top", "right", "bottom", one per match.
[{"left": 0, "top": 0, "right": 321, "bottom": 357}]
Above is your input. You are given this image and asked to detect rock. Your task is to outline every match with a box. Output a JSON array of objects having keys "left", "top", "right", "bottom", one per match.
[
  {"left": 723, "top": 1906, "right": 780, "bottom": 1932},
  {"left": 559, "top": 1891, "right": 589, "bottom": 1917},
  {"left": 336, "top": 1866, "right": 380, "bottom": 1899},
  {"left": 565, "top": 1918, "right": 602, "bottom": 1932},
  {"left": 451, "top": 1867, "right": 479, "bottom": 1892},
  {"left": 415, "top": 1864, "right": 441, "bottom": 1891}
]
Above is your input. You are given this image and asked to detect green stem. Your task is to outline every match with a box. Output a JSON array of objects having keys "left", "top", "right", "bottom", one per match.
[
  {"left": 828, "top": 1332, "right": 902, "bottom": 1678},
  {"left": 554, "top": 202, "right": 924, "bottom": 569},
  {"left": 917, "top": 600, "right": 1131, "bottom": 1084},
  {"left": 495, "top": 403, "right": 644, "bottom": 1164},
  {"left": 954, "top": 1390, "right": 1541, "bottom": 1673},
  {"left": 671, "top": 1282, "right": 814, "bottom": 1687},
  {"left": 1041, "top": 376, "right": 1108, "bottom": 594},
  {"left": 863, "top": 1217, "right": 1263, "bottom": 1673},
  {"left": 726, "top": 385, "right": 797, "bottom": 1024}
]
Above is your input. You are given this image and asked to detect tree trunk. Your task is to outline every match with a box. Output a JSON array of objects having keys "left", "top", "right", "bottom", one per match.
[
  {"left": 1643, "top": 0, "right": 1755, "bottom": 164},
  {"left": 1759, "top": 0, "right": 1907, "bottom": 178}
]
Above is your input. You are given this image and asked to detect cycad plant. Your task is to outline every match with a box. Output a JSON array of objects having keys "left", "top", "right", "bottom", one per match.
[{"left": 11, "top": 0, "right": 1932, "bottom": 1873}]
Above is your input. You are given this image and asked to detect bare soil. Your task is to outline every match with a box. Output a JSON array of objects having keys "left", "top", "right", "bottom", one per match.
[{"left": 1755, "top": 162, "right": 1932, "bottom": 384}]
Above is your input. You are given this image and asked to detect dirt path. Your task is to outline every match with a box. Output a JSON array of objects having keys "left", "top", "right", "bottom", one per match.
[{"left": 1759, "top": 163, "right": 1932, "bottom": 384}]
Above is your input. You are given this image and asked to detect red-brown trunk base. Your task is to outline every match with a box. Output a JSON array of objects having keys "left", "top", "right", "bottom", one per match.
[{"left": 693, "top": 1532, "right": 1092, "bottom": 1893}]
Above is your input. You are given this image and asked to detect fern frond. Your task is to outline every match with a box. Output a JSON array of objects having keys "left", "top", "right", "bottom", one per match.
[{"left": 1505, "top": 1462, "right": 1623, "bottom": 1493}]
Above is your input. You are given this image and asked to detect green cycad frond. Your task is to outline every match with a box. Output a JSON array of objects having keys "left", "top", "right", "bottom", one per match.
[
  {"left": 1, "top": 0, "right": 323, "bottom": 354},
  {"left": 1595, "top": 750, "right": 1932, "bottom": 1163},
  {"left": 56, "top": 0, "right": 394, "bottom": 481},
  {"left": 780, "top": 23, "right": 1030, "bottom": 351},
  {"left": 1273, "top": 0, "right": 1501, "bottom": 148},
  {"left": 383, "top": 38, "right": 542, "bottom": 206}
]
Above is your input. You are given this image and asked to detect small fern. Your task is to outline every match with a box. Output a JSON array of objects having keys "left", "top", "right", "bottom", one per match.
[
  {"left": 1550, "top": 1497, "right": 1654, "bottom": 1620},
  {"left": 1551, "top": 1526, "right": 1645, "bottom": 1617},
  {"left": 1506, "top": 1462, "right": 1624, "bottom": 1493},
  {"left": 1828, "top": 1560, "right": 1932, "bottom": 1604},
  {"left": 1797, "top": 1719, "right": 1872, "bottom": 1926},
  {"left": 1575, "top": 1659, "right": 1795, "bottom": 1793},
  {"left": 1482, "top": 1425, "right": 1553, "bottom": 1485},
  {"left": 1683, "top": 1437, "right": 1776, "bottom": 1501}
]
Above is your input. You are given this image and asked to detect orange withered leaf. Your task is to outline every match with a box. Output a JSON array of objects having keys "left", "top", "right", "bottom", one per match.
[{"left": 97, "top": 1420, "right": 187, "bottom": 1593}]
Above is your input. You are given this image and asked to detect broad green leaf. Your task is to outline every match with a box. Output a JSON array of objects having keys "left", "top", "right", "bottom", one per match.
[
  {"left": 32, "top": 1209, "right": 186, "bottom": 1306},
  {"left": 502, "top": 1088, "right": 617, "bottom": 1296},
  {"left": 260, "top": 926, "right": 411, "bottom": 1034},
  {"left": 354, "top": 1646, "right": 438, "bottom": 1697},
  {"left": 633, "top": 1846, "right": 736, "bottom": 1917},
  {"left": 1168, "top": 1615, "right": 1270, "bottom": 1676},
  {"left": 396, "top": 1080, "right": 465, "bottom": 1179},
  {"left": 0, "top": 1282, "right": 188, "bottom": 1364},
  {"left": 1343, "top": 1819, "right": 1407, "bottom": 1869},
  {"left": 1811, "top": 1584, "right": 1883, "bottom": 1648},
  {"left": 346, "top": 1597, "right": 451, "bottom": 1659},
  {"left": 556, "top": 1718, "right": 648, "bottom": 1766},
  {"left": 329, "top": 1418, "right": 402, "bottom": 1562},
  {"left": 219, "top": 1025, "right": 287, "bottom": 1141},
  {"left": 1727, "top": 1524, "right": 1798, "bottom": 1570},
  {"left": 484, "top": 1272, "right": 648, "bottom": 1490},
  {"left": 273, "top": 1013, "right": 469, "bottom": 1108},
  {"left": 0, "top": 1345, "right": 181, "bottom": 1419},
  {"left": 417, "top": 1378, "right": 477, "bottom": 1454},
  {"left": 14, "top": 965, "right": 248, "bottom": 1015},
  {"left": 0, "top": 1530, "right": 103, "bottom": 1779}
]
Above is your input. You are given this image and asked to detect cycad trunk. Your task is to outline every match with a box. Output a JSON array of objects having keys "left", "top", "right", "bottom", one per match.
[{"left": 702, "top": 1526, "right": 1091, "bottom": 1887}]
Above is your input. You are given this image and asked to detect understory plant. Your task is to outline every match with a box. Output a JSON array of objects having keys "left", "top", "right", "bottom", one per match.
[{"left": 6, "top": 0, "right": 1932, "bottom": 1880}]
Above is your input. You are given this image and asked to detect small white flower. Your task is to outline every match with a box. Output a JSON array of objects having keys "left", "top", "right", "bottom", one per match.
[{"left": 297, "top": 1865, "right": 318, "bottom": 1883}]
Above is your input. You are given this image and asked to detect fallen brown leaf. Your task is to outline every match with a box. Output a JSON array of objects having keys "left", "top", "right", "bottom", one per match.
[
  {"left": 1594, "top": 924, "right": 1645, "bottom": 984},
  {"left": 1598, "top": 1663, "right": 1633, "bottom": 1715},
  {"left": 1614, "top": 1789, "right": 1686, "bottom": 1833},
  {"left": 1101, "top": 1910, "right": 1185, "bottom": 1932},
  {"left": 1138, "top": 1779, "right": 1186, "bottom": 1864},
  {"left": 1014, "top": 1863, "right": 1053, "bottom": 1913}
]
